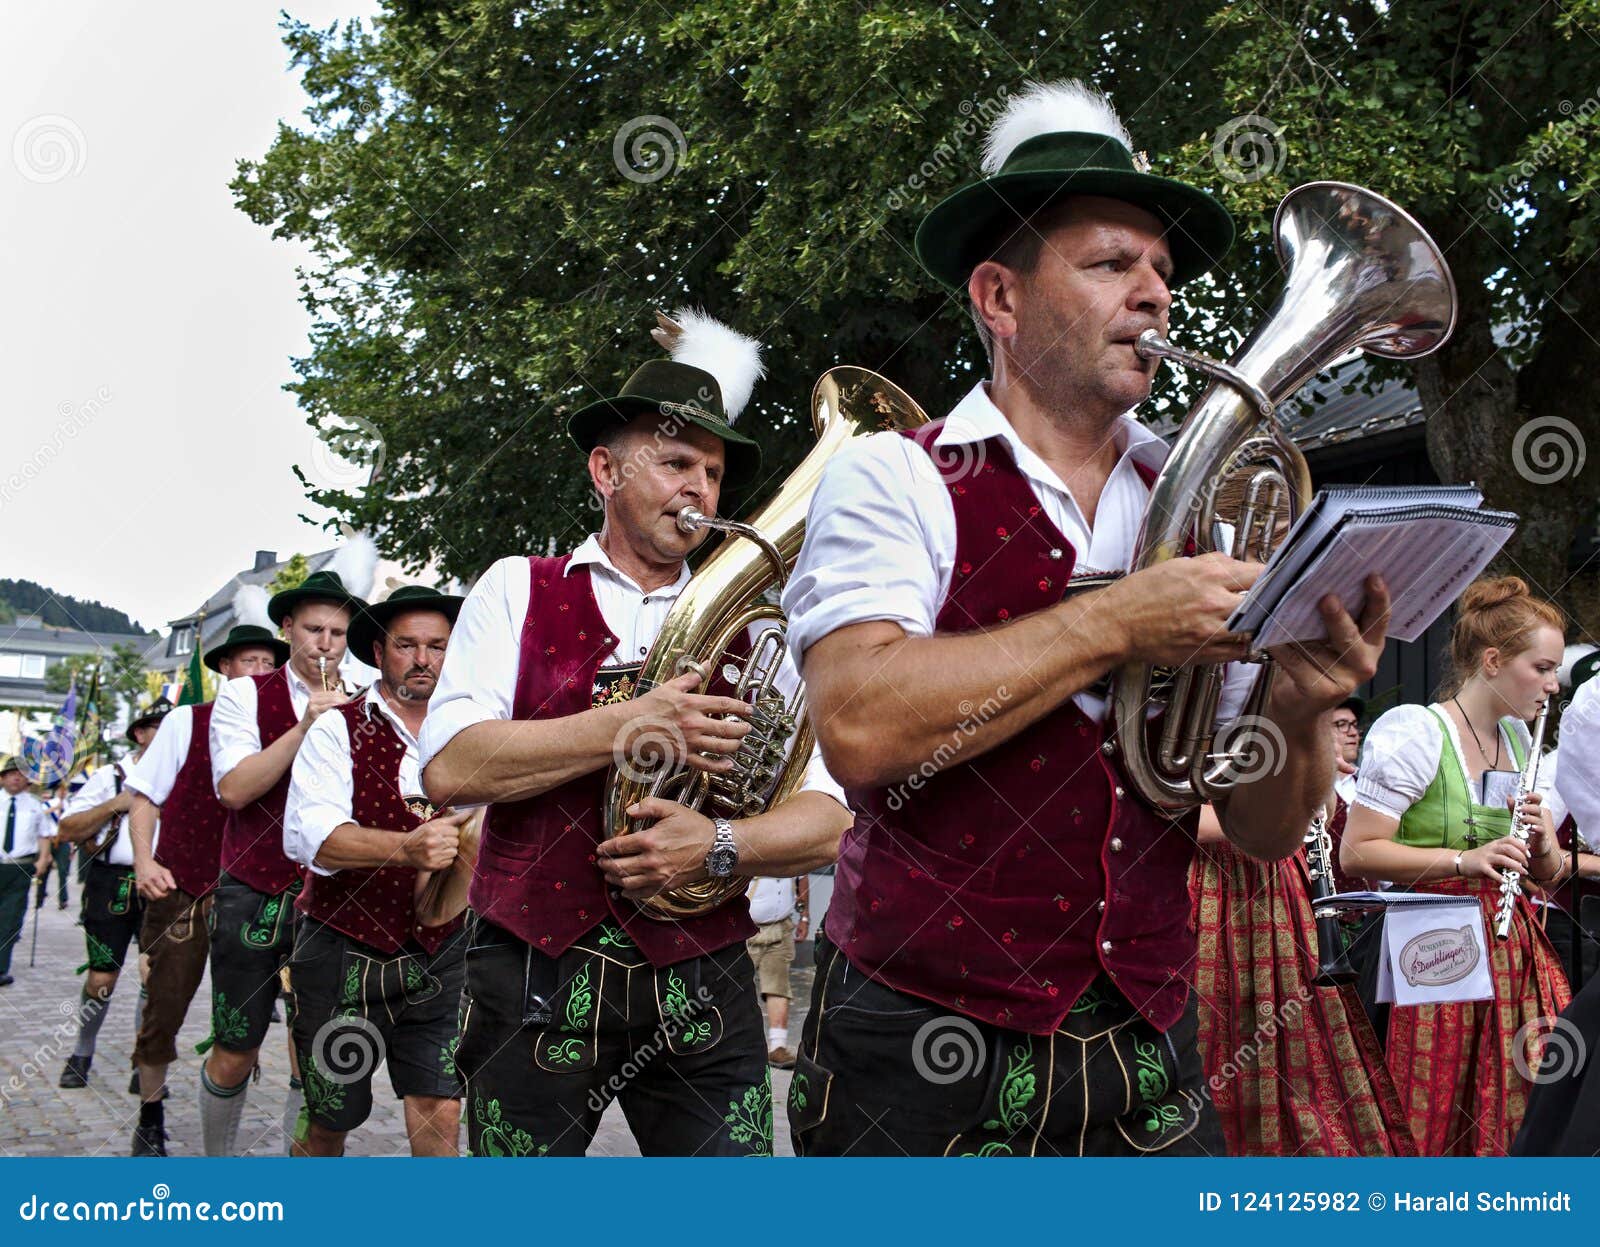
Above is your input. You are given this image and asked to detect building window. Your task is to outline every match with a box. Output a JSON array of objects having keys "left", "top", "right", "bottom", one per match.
[
  {"left": 174, "top": 627, "right": 193, "bottom": 656},
  {"left": 0, "top": 654, "right": 47, "bottom": 679}
]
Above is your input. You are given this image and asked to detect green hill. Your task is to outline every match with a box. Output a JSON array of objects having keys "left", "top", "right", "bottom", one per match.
[{"left": 0, "top": 579, "right": 148, "bottom": 635}]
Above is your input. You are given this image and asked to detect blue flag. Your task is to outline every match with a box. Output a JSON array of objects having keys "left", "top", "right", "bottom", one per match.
[{"left": 21, "top": 681, "right": 78, "bottom": 786}]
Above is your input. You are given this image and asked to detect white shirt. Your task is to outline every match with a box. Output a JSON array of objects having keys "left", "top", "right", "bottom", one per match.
[
  {"left": 2, "top": 790, "right": 51, "bottom": 860},
  {"left": 63, "top": 754, "right": 147, "bottom": 866},
  {"left": 781, "top": 381, "right": 1254, "bottom": 725},
  {"left": 1334, "top": 770, "right": 1359, "bottom": 807},
  {"left": 1353, "top": 702, "right": 1547, "bottom": 821},
  {"left": 1556, "top": 678, "right": 1600, "bottom": 844},
  {"left": 748, "top": 876, "right": 797, "bottom": 924},
  {"left": 285, "top": 683, "right": 422, "bottom": 876},
  {"left": 210, "top": 667, "right": 313, "bottom": 794},
  {"left": 125, "top": 704, "right": 196, "bottom": 806},
  {"left": 419, "top": 534, "right": 847, "bottom": 806}
]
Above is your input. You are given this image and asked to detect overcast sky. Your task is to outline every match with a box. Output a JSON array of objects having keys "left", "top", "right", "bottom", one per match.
[{"left": 2, "top": 2, "right": 382, "bottom": 632}]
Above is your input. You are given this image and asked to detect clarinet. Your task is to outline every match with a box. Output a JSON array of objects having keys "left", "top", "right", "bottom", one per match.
[
  {"left": 1305, "top": 807, "right": 1357, "bottom": 985},
  {"left": 1494, "top": 701, "right": 1551, "bottom": 939}
]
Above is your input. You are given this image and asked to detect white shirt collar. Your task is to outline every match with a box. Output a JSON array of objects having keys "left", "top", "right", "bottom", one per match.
[
  {"left": 934, "top": 381, "right": 1170, "bottom": 487},
  {"left": 566, "top": 532, "right": 692, "bottom": 601},
  {"left": 358, "top": 681, "right": 422, "bottom": 751}
]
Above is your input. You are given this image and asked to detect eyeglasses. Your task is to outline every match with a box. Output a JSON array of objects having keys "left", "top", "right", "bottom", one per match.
[{"left": 1331, "top": 720, "right": 1360, "bottom": 733}]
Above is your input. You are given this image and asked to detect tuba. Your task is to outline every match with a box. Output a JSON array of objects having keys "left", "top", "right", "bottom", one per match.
[
  {"left": 603, "top": 366, "right": 929, "bottom": 918},
  {"left": 1110, "top": 182, "right": 1458, "bottom": 811}
]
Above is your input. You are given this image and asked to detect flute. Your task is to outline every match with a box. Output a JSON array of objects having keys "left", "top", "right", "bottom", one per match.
[{"left": 1493, "top": 701, "right": 1551, "bottom": 939}]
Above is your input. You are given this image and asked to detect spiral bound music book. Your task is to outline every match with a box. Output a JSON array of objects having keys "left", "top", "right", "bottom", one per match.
[{"left": 1228, "top": 486, "right": 1517, "bottom": 649}]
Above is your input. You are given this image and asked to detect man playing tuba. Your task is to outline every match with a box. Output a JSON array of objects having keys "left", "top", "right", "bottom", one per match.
[
  {"left": 781, "top": 80, "right": 1389, "bottom": 1156},
  {"left": 421, "top": 310, "right": 850, "bottom": 1157}
]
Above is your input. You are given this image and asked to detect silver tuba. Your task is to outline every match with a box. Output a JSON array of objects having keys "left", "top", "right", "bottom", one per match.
[{"left": 1110, "top": 182, "right": 1457, "bottom": 811}]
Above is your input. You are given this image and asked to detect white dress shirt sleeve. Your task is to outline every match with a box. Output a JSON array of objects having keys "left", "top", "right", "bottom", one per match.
[
  {"left": 124, "top": 705, "right": 193, "bottom": 805},
  {"left": 782, "top": 433, "right": 950, "bottom": 662},
  {"left": 1557, "top": 679, "right": 1600, "bottom": 842},
  {"left": 210, "top": 675, "right": 264, "bottom": 793},
  {"left": 284, "top": 710, "right": 356, "bottom": 876},
  {"left": 420, "top": 556, "right": 529, "bottom": 769},
  {"left": 64, "top": 766, "right": 115, "bottom": 819},
  {"left": 1353, "top": 703, "right": 1443, "bottom": 819}
]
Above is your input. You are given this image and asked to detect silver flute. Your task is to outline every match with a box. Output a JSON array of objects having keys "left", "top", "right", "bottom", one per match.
[{"left": 1494, "top": 701, "right": 1551, "bottom": 940}]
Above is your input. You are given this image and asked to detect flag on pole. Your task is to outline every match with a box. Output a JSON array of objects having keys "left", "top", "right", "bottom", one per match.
[
  {"left": 21, "top": 680, "right": 77, "bottom": 785},
  {"left": 178, "top": 640, "right": 206, "bottom": 706},
  {"left": 74, "top": 665, "right": 103, "bottom": 774}
]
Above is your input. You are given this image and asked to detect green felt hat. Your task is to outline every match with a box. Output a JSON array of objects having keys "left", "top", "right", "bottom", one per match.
[
  {"left": 0, "top": 756, "right": 21, "bottom": 776},
  {"left": 126, "top": 697, "right": 173, "bottom": 743},
  {"left": 915, "top": 82, "right": 1235, "bottom": 293},
  {"left": 204, "top": 624, "right": 290, "bottom": 673},
  {"left": 348, "top": 585, "right": 463, "bottom": 666},
  {"left": 267, "top": 569, "right": 369, "bottom": 628},
  {"left": 566, "top": 311, "right": 765, "bottom": 487}
]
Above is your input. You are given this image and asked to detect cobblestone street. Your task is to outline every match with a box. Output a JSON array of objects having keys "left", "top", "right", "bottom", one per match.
[{"left": 1, "top": 899, "right": 808, "bottom": 1157}]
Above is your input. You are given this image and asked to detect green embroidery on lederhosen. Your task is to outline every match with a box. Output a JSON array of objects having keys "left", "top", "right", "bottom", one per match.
[
  {"left": 659, "top": 966, "right": 719, "bottom": 1053},
  {"left": 596, "top": 922, "right": 634, "bottom": 950},
  {"left": 76, "top": 930, "right": 118, "bottom": 974},
  {"left": 441, "top": 1034, "right": 460, "bottom": 1079},
  {"left": 195, "top": 989, "right": 250, "bottom": 1054},
  {"left": 301, "top": 1051, "right": 347, "bottom": 1119},
  {"left": 534, "top": 960, "right": 599, "bottom": 1073},
  {"left": 788, "top": 1071, "right": 809, "bottom": 1113},
  {"left": 241, "top": 891, "right": 285, "bottom": 949},
  {"left": 1131, "top": 1036, "right": 1169, "bottom": 1104},
  {"left": 399, "top": 955, "right": 442, "bottom": 1006},
  {"left": 723, "top": 1076, "right": 774, "bottom": 1156},
  {"left": 1069, "top": 981, "right": 1108, "bottom": 1015},
  {"left": 983, "top": 1038, "right": 1037, "bottom": 1132},
  {"left": 470, "top": 1094, "right": 548, "bottom": 1157},
  {"left": 109, "top": 872, "right": 134, "bottom": 916},
  {"left": 339, "top": 959, "right": 363, "bottom": 1017}
]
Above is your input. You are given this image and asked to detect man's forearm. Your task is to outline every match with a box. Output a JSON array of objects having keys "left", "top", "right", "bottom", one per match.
[
  {"left": 312, "top": 823, "right": 413, "bottom": 872},
  {"left": 57, "top": 800, "right": 119, "bottom": 844},
  {"left": 129, "top": 796, "right": 159, "bottom": 868},
  {"left": 804, "top": 593, "right": 1128, "bottom": 790},
  {"left": 1217, "top": 704, "right": 1330, "bottom": 860},
  {"left": 423, "top": 707, "right": 624, "bottom": 807},
  {"left": 217, "top": 727, "right": 307, "bottom": 809},
  {"left": 734, "top": 791, "right": 852, "bottom": 877}
]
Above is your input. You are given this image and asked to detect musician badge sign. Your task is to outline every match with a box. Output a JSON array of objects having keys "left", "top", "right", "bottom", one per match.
[{"left": 1376, "top": 898, "right": 1493, "bottom": 1005}]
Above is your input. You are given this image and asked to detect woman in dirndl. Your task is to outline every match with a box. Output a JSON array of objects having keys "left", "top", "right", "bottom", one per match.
[{"left": 1341, "top": 575, "right": 1571, "bottom": 1155}]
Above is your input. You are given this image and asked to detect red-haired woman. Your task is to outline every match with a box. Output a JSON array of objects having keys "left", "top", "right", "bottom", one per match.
[{"left": 1342, "top": 576, "right": 1570, "bottom": 1155}]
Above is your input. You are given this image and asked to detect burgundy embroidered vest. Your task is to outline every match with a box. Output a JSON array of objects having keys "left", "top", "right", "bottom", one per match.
[
  {"left": 468, "top": 555, "right": 755, "bottom": 967},
  {"left": 830, "top": 426, "right": 1200, "bottom": 1035},
  {"left": 153, "top": 702, "right": 227, "bottom": 898},
  {"left": 220, "top": 667, "right": 302, "bottom": 895},
  {"left": 297, "top": 698, "right": 461, "bottom": 955}
]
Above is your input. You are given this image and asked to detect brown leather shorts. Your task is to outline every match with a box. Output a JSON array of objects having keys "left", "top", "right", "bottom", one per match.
[{"left": 133, "top": 886, "right": 213, "bottom": 1067}]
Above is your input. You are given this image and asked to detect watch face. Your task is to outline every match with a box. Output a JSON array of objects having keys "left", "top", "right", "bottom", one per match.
[{"left": 707, "top": 846, "right": 738, "bottom": 878}]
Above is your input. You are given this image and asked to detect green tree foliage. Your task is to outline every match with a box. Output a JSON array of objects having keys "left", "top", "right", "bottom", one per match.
[
  {"left": 235, "top": 1, "right": 1598, "bottom": 605},
  {"left": 0, "top": 579, "right": 146, "bottom": 634},
  {"left": 268, "top": 553, "right": 312, "bottom": 596}
]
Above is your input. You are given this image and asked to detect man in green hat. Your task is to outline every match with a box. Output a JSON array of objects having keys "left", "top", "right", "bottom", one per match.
[
  {"left": 283, "top": 585, "right": 470, "bottom": 1156},
  {"left": 782, "top": 80, "right": 1390, "bottom": 1155},
  {"left": 0, "top": 757, "right": 52, "bottom": 986},
  {"left": 54, "top": 697, "right": 171, "bottom": 1091},
  {"left": 199, "top": 547, "right": 372, "bottom": 1155},
  {"left": 120, "top": 612, "right": 284, "bottom": 1155},
  {"left": 421, "top": 309, "right": 853, "bottom": 1156}
]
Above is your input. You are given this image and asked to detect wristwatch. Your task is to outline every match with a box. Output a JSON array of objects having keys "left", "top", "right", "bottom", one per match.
[{"left": 705, "top": 818, "right": 739, "bottom": 878}]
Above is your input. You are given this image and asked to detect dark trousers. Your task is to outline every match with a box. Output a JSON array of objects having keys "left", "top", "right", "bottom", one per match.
[
  {"left": 456, "top": 917, "right": 771, "bottom": 1157},
  {"left": 0, "top": 857, "right": 37, "bottom": 976},
  {"left": 202, "top": 873, "right": 299, "bottom": 1055},
  {"left": 789, "top": 929, "right": 1224, "bottom": 1156},
  {"left": 35, "top": 842, "right": 70, "bottom": 907}
]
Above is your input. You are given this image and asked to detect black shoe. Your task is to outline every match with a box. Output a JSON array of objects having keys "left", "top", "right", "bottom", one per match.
[
  {"left": 0, "top": 974, "right": 14, "bottom": 987},
  {"left": 130, "top": 1122, "right": 168, "bottom": 1157},
  {"left": 59, "top": 1055, "right": 91, "bottom": 1088},
  {"left": 129, "top": 1071, "right": 140, "bottom": 1095},
  {"left": 58, "top": 901, "right": 68, "bottom": 911}
]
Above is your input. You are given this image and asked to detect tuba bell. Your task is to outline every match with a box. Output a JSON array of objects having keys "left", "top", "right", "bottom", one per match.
[
  {"left": 603, "top": 366, "right": 929, "bottom": 918},
  {"left": 1111, "top": 181, "right": 1458, "bottom": 811}
]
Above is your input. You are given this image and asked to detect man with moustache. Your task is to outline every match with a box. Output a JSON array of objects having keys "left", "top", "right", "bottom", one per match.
[
  {"left": 123, "top": 617, "right": 287, "bottom": 1156},
  {"left": 283, "top": 585, "right": 468, "bottom": 1157},
  {"left": 782, "top": 81, "right": 1389, "bottom": 1156},
  {"left": 200, "top": 560, "right": 370, "bottom": 1155},
  {"left": 421, "top": 311, "right": 852, "bottom": 1157}
]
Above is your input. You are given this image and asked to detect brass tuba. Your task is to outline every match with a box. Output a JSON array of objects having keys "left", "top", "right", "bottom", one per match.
[
  {"left": 604, "top": 366, "right": 929, "bottom": 918},
  {"left": 1111, "top": 181, "right": 1457, "bottom": 811}
]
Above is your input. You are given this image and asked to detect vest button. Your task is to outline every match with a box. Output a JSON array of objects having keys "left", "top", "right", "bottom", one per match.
[
  {"left": 1101, "top": 741, "right": 1114, "bottom": 755},
  {"left": 1113, "top": 785, "right": 1125, "bottom": 799},
  {"left": 1101, "top": 939, "right": 1113, "bottom": 952},
  {"left": 1097, "top": 899, "right": 1106, "bottom": 912},
  {"left": 1109, "top": 837, "right": 1124, "bottom": 852},
  {"left": 1049, "top": 548, "right": 1064, "bottom": 560}
]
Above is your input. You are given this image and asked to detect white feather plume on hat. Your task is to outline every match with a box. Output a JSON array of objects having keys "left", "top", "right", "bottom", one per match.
[
  {"left": 231, "top": 584, "right": 273, "bottom": 632},
  {"left": 329, "top": 532, "right": 379, "bottom": 599},
  {"left": 981, "top": 80, "right": 1134, "bottom": 175},
  {"left": 650, "top": 307, "right": 765, "bottom": 423}
]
